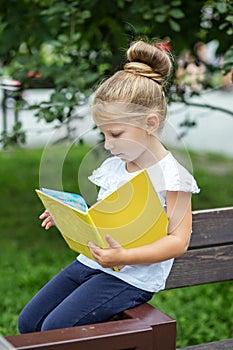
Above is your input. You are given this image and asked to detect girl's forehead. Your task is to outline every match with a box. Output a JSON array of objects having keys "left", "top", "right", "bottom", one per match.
[
  {"left": 95, "top": 115, "right": 147, "bottom": 129},
  {"left": 98, "top": 122, "right": 146, "bottom": 134},
  {"left": 98, "top": 122, "right": 130, "bottom": 130}
]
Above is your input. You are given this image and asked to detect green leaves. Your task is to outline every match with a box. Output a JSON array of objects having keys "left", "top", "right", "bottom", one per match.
[
  {"left": 0, "top": 122, "right": 26, "bottom": 149},
  {"left": 169, "top": 19, "right": 181, "bottom": 32},
  {"left": 223, "top": 46, "right": 233, "bottom": 76},
  {"left": 215, "top": 2, "right": 227, "bottom": 14},
  {"left": 0, "top": 0, "right": 232, "bottom": 148},
  {"left": 169, "top": 8, "right": 184, "bottom": 19},
  {"left": 141, "top": 1, "right": 184, "bottom": 30},
  {"left": 209, "top": 0, "right": 233, "bottom": 36}
]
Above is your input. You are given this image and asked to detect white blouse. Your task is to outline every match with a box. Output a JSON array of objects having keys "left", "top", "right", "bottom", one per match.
[{"left": 77, "top": 153, "right": 200, "bottom": 292}]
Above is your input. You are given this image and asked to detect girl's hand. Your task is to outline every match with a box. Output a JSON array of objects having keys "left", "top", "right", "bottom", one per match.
[
  {"left": 88, "top": 235, "right": 126, "bottom": 269},
  {"left": 39, "top": 209, "right": 55, "bottom": 230}
]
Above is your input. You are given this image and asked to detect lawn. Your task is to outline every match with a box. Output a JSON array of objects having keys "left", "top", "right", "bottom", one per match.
[{"left": 0, "top": 145, "right": 232, "bottom": 347}]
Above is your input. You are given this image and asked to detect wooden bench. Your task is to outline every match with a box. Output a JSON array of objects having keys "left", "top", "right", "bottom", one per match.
[{"left": 5, "top": 207, "right": 233, "bottom": 350}]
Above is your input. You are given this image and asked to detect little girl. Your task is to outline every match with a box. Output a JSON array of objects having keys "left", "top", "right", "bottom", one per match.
[{"left": 18, "top": 39, "right": 199, "bottom": 333}]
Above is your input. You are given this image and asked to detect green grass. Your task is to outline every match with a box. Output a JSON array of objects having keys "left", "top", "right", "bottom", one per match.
[
  {"left": 150, "top": 281, "right": 233, "bottom": 347},
  {"left": 0, "top": 145, "right": 232, "bottom": 347}
]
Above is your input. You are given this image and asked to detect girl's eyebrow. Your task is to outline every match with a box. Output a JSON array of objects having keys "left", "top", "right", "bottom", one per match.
[{"left": 99, "top": 125, "right": 124, "bottom": 133}]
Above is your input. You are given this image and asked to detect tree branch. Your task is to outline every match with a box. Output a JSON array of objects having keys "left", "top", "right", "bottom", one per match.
[{"left": 181, "top": 98, "right": 233, "bottom": 117}]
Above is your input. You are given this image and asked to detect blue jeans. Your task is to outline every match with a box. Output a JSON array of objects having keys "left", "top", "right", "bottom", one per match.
[{"left": 18, "top": 260, "right": 153, "bottom": 333}]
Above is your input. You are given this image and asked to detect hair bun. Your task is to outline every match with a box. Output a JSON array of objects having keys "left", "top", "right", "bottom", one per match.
[
  {"left": 125, "top": 40, "right": 172, "bottom": 84},
  {"left": 124, "top": 62, "right": 163, "bottom": 84}
]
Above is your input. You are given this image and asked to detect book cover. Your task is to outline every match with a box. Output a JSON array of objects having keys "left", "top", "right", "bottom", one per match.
[{"left": 36, "top": 170, "right": 168, "bottom": 262}]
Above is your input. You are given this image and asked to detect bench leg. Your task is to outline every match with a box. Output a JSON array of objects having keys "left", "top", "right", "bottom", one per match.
[{"left": 123, "top": 303, "right": 176, "bottom": 350}]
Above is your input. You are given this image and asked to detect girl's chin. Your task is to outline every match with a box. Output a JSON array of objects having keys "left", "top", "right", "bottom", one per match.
[
  {"left": 117, "top": 155, "right": 130, "bottom": 161},
  {"left": 113, "top": 153, "right": 133, "bottom": 162}
]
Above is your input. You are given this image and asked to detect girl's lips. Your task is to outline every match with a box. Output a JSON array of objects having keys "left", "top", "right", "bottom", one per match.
[
  {"left": 112, "top": 153, "right": 122, "bottom": 157},
  {"left": 113, "top": 154, "right": 129, "bottom": 161}
]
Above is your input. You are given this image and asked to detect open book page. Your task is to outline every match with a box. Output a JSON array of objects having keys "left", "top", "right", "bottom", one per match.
[
  {"left": 40, "top": 188, "right": 88, "bottom": 213},
  {"left": 36, "top": 189, "right": 106, "bottom": 248}
]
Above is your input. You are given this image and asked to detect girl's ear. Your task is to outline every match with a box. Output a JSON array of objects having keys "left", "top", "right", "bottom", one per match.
[{"left": 146, "top": 115, "right": 159, "bottom": 134}]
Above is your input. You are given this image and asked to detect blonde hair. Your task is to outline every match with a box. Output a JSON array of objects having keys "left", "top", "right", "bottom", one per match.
[{"left": 92, "top": 40, "right": 172, "bottom": 129}]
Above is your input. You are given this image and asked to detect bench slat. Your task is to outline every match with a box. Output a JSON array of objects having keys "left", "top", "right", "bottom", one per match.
[
  {"left": 178, "top": 338, "right": 233, "bottom": 350},
  {"left": 166, "top": 244, "right": 233, "bottom": 289},
  {"left": 190, "top": 207, "right": 233, "bottom": 248}
]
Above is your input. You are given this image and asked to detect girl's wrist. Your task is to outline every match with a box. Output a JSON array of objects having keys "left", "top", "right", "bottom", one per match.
[{"left": 120, "top": 247, "right": 138, "bottom": 266}]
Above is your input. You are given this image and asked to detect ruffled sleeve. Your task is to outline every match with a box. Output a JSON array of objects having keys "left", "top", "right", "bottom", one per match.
[
  {"left": 88, "top": 157, "right": 135, "bottom": 200},
  {"left": 147, "top": 153, "right": 200, "bottom": 194}
]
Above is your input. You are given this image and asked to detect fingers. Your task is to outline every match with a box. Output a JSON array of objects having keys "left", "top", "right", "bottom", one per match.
[
  {"left": 88, "top": 241, "right": 101, "bottom": 254},
  {"left": 88, "top": 242, "right": 103, "bottom": 263},
  {"left": 88, "top": 236, "right": 121, "bottom": 254},
  {"left": 105, "top": 234, "right": 122, "bottom": 248},
  {"left": 41, "top": 217, "right": 53, "bottom": 230},
  {"left": 39, "top": 209, "right": 50, "bottom": 220},
  {"left": 87, "top": 241, "right": 97, "bottom": 249},
  {"left": 87, "top": 238, "right": 124, "bottom": 270},
  {"left": 39, "top": 210, "right": 55, "bottom": 230}
]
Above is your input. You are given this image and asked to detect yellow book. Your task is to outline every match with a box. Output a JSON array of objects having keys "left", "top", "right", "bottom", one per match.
[{"left": 36, "top": 170, "right": 168, "bottom": 264}]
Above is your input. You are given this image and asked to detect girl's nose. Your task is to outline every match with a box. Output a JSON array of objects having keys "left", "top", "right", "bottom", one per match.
[{"left": 104, "top": 138, "right": 114, "bottom": 150}]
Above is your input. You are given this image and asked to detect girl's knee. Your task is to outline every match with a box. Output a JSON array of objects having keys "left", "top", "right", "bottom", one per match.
[
  {"left": 18, "top": 310, "right": 36, "bottom": 334},
  {"left": 40, "top": 313, "right": 92, "bottom": 331},
  {"left": 18, "top": 302, "right": 46, "bottom": 334},
  {"left": 41, "top": 315, "right": 66, "bottom": 331}
]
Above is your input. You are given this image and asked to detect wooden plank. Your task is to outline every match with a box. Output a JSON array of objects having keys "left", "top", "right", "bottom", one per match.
[
  {"left": 190, "top": 207, "right": 233, "bottom": 248},
  {"left": 6, "top": 319, "right": 153, "bottom": 350},
  {"left": 166, "top": 244, "right": 233, "bottom": 289},
  {"left": 178, "top": 338, "right": 233, "bottom": 350}
]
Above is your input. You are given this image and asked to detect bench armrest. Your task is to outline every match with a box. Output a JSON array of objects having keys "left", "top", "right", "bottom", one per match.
[{"left": 6, "top": 304, "right": 176, "bottom": 350}]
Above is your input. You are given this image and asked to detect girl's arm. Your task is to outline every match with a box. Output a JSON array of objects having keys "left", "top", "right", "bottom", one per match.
[{"left": 88, "top": 191, "right": 192, "bottom": 268}]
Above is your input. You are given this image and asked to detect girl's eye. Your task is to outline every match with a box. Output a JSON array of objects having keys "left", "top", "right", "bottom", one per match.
[{"left": 111, "top": 132, "right": 123, "bottom": 137}]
